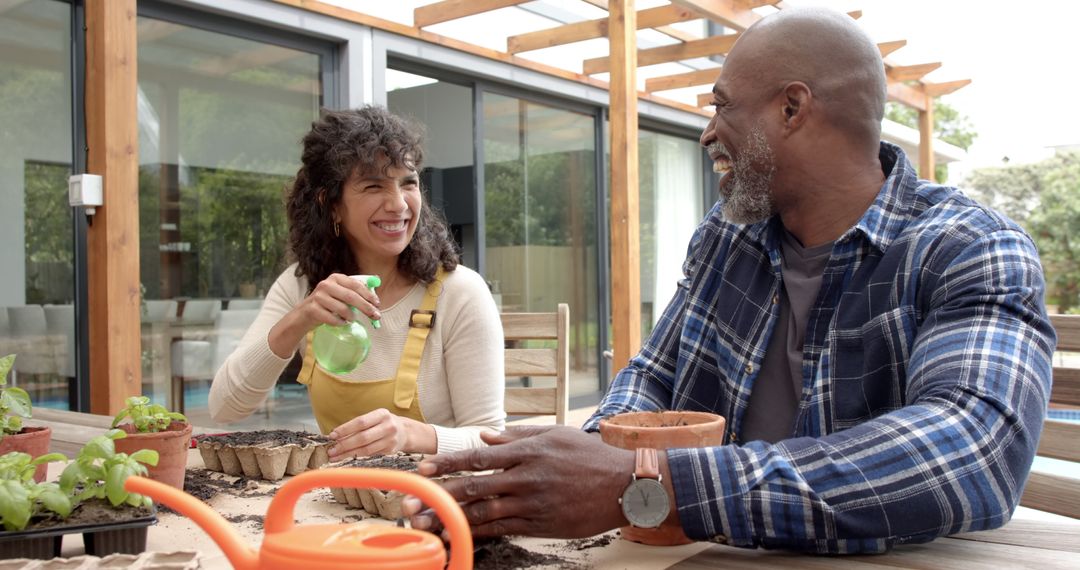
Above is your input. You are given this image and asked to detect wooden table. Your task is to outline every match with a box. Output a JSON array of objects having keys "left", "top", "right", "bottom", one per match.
[{"left": 29, "top": 410, "right": 1080, "bottom": 569}]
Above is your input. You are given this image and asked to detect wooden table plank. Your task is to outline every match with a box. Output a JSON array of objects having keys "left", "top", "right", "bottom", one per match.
[
  {"left": 951, "top": 517, "right": 1080, "bottom": 553},
  {"left": 670, "top": 530, "right": 1080, "bottom": 569}
]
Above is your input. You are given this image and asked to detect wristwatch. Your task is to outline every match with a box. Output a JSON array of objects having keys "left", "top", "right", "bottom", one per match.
[{"left": 619, "top": 448, "right": 670, "bottom": 529}]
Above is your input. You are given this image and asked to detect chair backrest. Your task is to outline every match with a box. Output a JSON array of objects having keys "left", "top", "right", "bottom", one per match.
[
  {"left": 1021, "top": 314, "right": 1080, "bottom": 519},
  {"left": 143, "top": 299, "right": 178, "bottom": 324},
  {"left": 7, "top": 305, "right": 55, "bottom": 375},
  {"left": 179, "top": 299, "right": 221, "bottom": 324},
  {"left": 500, "top": 304, "right": 569, "bottom": 425},
  {"left": 212, "top": 309, "right": 260, "bottom": 373},
  {"left": 43, "top": 304, "right": 76, "bottom": 378},
  {"left": 227, "top": 299, "right": 263, "bottom": 311}
]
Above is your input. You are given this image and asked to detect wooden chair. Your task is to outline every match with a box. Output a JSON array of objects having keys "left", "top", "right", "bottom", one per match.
[
  {"left": 500, "top": 303, "right": 569, "bottom": 425},
  {"left": 1021, "top": 314, "right": 1080, "bottom": 518}
]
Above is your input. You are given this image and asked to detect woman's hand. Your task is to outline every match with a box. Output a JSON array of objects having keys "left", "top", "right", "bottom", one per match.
[
  {"left": 327, "top": 408, "right": 437, "bottom": 460},
  {"left": 298, "top": 273, "right": 381, "bottom": 328},
  {"left": 268, "top": 273, "right": 380, "bottom": 358}
]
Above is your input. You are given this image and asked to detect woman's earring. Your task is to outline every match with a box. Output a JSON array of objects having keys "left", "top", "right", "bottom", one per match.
[{"left": 334, "top": 221, "right": 340, "bottom": 237}]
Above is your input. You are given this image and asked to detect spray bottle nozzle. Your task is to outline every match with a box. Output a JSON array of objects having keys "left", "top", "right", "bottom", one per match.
[{"left": 350, "top": 275, "right": 382, "bottom": 329}]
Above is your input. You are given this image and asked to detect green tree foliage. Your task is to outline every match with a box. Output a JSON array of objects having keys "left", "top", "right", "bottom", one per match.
[
  {"left": 885, "top": 99, "right": 977, "bottom": 183},
  {"left": 966, "top": 152, "right": 1080, "bottom": 312}
]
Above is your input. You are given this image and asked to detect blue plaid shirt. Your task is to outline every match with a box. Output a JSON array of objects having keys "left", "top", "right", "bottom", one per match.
[{"left": 584, "top": 143, "right": 1055, "bottom": 553}]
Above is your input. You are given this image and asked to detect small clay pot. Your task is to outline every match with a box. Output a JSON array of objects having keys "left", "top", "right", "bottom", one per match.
[
  {"left": 599, "top": 411, "right": 726, "bottom": 546},
  {"left": 113, "top": 422, "right": 193, "bottom": 489},
  {"left": 0, "top": 426, "right": 53, "bottom": 482}
]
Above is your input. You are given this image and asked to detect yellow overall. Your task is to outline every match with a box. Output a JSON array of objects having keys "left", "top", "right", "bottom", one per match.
[{"left": 296, "top": 269, "right": 445, "bottom": 434}]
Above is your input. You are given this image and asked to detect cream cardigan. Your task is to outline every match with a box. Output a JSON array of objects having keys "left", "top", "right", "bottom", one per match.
[{"left": 208, "top": 263, "right": 506, "bottom": 453}]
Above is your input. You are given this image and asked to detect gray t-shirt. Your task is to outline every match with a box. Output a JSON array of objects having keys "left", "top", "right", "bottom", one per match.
[{"left": 740, "top": 230, "right": 833, "bottom": 443}]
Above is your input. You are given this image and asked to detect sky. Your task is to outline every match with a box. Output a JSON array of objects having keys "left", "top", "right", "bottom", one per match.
[{"left": 787, "top": 0, "right": 1080, "bottom": 181}]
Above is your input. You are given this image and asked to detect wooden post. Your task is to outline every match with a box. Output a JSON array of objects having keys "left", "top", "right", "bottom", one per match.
[
  {"left": 609, "top": 0, "right": 641, "bottom": 375},
  {"left": 918, "top": 92, "right": 935, "bottom": 181},
  {"left": 85, "top": 0, "right": 142, "bottom": 414}
]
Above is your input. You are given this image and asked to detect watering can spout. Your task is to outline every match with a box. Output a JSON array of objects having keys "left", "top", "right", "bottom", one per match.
[{"left": 125, "top": 476, "right": 259, "bottom": 570}]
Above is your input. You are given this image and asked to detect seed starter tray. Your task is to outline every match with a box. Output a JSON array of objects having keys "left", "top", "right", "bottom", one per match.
[
  {"left": 194, "top": 431, "right": 332, "bottom": 481},
  {"left": 326, "top": 453, "right": 468, "bottom": 521},
  {"left": 0, "top": 550, "right": 198, "bottom": 569}
]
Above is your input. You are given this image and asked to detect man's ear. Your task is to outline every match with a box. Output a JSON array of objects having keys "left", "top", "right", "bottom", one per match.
[{"left": 780, "top": 81, "right": 812, "bottom": 133}]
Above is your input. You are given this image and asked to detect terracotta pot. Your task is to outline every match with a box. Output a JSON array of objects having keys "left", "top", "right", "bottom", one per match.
[
  {"left": 113, "top": 422, "right": 192, "bottom": 489},
  {"left": 599, "top": 411, "right": 726, "bottom": 546},
  {"left": 0, "top": 426, "right": 53, "bottom": 482}
]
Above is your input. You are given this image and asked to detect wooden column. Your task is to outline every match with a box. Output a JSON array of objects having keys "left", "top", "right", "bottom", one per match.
[
  {"left": 609, "top": 0, "right": 641, "bottom": 375},
  {"left": 918, "top": 92, "right": 935, "bottom": 180},
  {"left": 86, "top": 0, "right": 142, "bottom": 414}
]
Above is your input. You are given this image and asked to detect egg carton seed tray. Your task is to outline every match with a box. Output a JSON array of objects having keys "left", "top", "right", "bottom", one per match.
[
  {"left": 196, "top": 431, "right": 331, "bottom": 481},
  {"left": 0, "top": 551, "right": 199, "bottom": 570},
  {"left": 326, "top": 453, "right": 468, "bottom": 521}
]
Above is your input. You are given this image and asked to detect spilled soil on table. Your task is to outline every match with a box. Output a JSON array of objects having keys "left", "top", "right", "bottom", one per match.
[
  {"left": 472, "top": 537, "right": 579, "bottom": 570},
  {"left": 156, "top": 468, "right": 260, "bottom": 514},
  {"left": 563, "top": 534, "right": 616, "bottom": 551},
  {"left": 224, "top": 513, "right": 265, "bottom": 530}
]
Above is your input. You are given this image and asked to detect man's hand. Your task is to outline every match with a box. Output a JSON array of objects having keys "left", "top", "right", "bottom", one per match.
[{"left": 402, "top": 425, "right": 635, "bottom": 539}]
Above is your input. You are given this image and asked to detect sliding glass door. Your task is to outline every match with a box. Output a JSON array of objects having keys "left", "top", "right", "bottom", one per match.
[
  {"left": 0, "top": 0, "right": 82, "bottom": 410},
  {"left": 483, "top": 92, "right": 601, "bottom": 399}
]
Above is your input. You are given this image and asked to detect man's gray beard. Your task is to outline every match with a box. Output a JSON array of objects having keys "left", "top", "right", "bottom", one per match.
[{"left": 720, "top": 125, "right": 776, "bottom": 225}]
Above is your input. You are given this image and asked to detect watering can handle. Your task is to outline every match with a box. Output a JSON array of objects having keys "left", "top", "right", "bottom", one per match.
[{"left": 264, "top": 468, "right": 472, "bottom": 570}]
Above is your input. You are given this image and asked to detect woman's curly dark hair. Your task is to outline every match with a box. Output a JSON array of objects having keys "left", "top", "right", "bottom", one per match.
[{"left": 286, "top": 106, "right": 459, "bottom": 292}]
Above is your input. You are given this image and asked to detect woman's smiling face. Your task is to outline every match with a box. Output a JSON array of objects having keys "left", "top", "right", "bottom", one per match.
[{"left": 334, "top": 160, "right": 422, "bottom": 267}]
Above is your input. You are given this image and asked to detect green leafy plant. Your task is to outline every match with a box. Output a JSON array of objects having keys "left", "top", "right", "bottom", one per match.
[
  {"left": 111, "top": 396, "right": 187, "bottom": 433},
  {"left": 59, "top": 430, "right": 159, "bottom": 509},
  {"left": 0, "top": 354, "right": 32, "bottom": 436},
  {"left": 0, "top": 451, "right": 72, "bottom": 531}
]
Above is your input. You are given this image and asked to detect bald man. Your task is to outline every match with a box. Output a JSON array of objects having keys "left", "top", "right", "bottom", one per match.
[{"left": 405, "top": 7, "right": 1054, "bottom": 553}]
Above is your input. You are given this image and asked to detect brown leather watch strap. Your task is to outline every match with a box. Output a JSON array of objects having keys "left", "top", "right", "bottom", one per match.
[{"left": 634, "top": 448, "right": 660, "bottom": 480}]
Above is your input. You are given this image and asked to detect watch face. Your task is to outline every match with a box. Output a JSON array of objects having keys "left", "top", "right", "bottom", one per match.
[{"left": 621, "top": 478, "right": 669, "bottom": 529}]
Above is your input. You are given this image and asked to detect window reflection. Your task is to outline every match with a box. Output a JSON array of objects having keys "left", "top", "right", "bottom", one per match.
[
  {"left": 0, "top": 0, "right": 77, "bottom": 410},
  {"left": 137, "top": 16, "right": 322, "bottom": 427},
  {"left": 484, "top": 94, "right": 600, "bottom": 397}
]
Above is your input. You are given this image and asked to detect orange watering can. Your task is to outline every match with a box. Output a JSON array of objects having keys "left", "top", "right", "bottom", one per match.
[{"left": 125, "top": 468, "right": 472, "bottom": 570}]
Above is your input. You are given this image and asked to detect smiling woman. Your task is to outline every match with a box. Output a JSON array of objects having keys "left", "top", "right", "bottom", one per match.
[{"left": 208, "top": 106, "right": 506, "bottom": 457}]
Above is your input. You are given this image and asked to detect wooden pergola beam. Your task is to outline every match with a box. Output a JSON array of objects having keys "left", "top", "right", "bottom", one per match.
[
  {"left": 877, "top": 40, "right": 907, "bottom": 58},
  {"left": 577, "top": 0, "right": 698, "bottom": 43},
  {"left": 697, "top": 92, "right": 713, "bottom": 108},
  {"left": 735, "top": 0, "right": 780, "bottom": 8},
  {"left": 887, "top": 81, "right": 927, "bottom": 111},
  {"left": 924, "top": 79, "right": 971, "bottom": 97},
  {"left": 584, "top": 32, "right": 739, "bottom": 75},
  {"left": 507, "top": 4, "right": 697, "bottom": 54},
  {"left": 86, "top": 0, "right": 142, "bottom": 414},
  {"left": 414, "top": 0, "right": 530, "bottom": 28},
  {"left": 670, "top": 0, "right": 761, "bottom": 31},
  {"left": 609, "top": 0, "right": 641, "bottom": 378},
  {"left": 646, "top": 67, "right": 721, "bottom": 92},
  {"left": 919, "top": 91, "right": 934, "bottom": 179},
  {"left": 887, "top": 61, "right": 941, "bottom": 82}
]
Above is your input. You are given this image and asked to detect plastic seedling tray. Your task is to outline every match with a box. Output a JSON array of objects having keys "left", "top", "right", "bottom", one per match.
[{"left": 0, "top": 503, "right": 157, "bottom": 560}]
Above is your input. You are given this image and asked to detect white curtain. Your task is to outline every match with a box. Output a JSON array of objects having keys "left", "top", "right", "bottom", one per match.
[{"left": 651, "top": 136, "right": 702, "bottom": 326}]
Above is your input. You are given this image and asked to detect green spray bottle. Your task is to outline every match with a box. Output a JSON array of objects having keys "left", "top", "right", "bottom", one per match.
[{"left": 311, "top": 275, "right": 382, "bottom": 374}]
